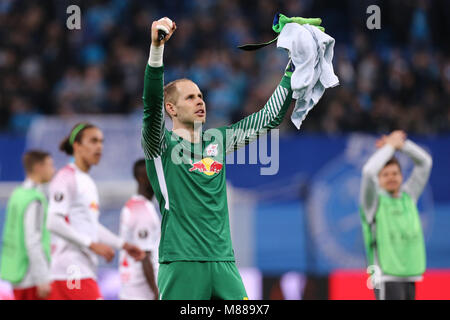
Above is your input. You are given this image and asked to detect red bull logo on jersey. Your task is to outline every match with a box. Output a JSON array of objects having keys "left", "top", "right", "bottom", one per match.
[{"left": 189, "top": 157, "right": 223, "bottom": 176}]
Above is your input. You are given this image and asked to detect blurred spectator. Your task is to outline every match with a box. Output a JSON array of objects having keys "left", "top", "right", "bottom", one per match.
[
  {"left": 0, "top": 0, "right": 448, "bottom": 134},
  {"left": 8, "top": 96, "right": 39, "bottom": 133}
]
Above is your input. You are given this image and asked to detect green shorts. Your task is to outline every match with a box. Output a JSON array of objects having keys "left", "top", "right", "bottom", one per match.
[{"left": 158, "top": 261, "right": 248, "bottom": 300}]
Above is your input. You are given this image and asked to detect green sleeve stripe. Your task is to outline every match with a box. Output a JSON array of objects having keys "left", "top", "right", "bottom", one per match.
[
  {"left": 225, "top": 83, "right": 291, "bottom": 154},
  {"left": 240, "top": 120, "right": 247, "bottom": 138},
  {"left": 142, "top": 129, "right": 161, "bottom": 156},
  {"left": 274, "top": 88, "right": 283, "bottom": 109},
  {"left": 240, "top": 118, "right": 247, "bottom": 133},
  {"left": 142, "top": 128, "right": 166, "bottom": 159},
  {"left": 260, "top": 108, "right": 270, "bottom": 128},
  {"left": 272, "top": 91, "right": 281, "bottom": 113},
  {"left": 261, "top": 108, "right": 270, "bottom": 127},
  {"left": 275, "top": 87, "right": 285, "bottom": 109},
  {"left": 267, "top": 97, "right": 275, "bottom": 118},
  {"left": 255, "top": 110, "right": 263, "bottom": 131},
  {"left": 274, "top": 89, "right": 283, "bottom": 111},
  {"left": 249, "top": 113, "right": 257, "bottom": 131},
  {"left": 271, "top": 94, "right": 280, "bottom": 117},
  {"left": 246, "top": 114, "right": 253, "bottom": 131}
]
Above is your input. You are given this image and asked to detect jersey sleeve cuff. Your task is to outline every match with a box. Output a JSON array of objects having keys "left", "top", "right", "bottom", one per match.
[
  {"left": 81, "top": 235, "right": 92, "bottom": 248},
  {"left": 280, "top": 75, "right": 291, "bottom": 89},
  {"left": 148, "top": 44, "right": 164, "bottom": 67},
  {"left": 117, "top": 237, "right": 126, "bottom": 250}
]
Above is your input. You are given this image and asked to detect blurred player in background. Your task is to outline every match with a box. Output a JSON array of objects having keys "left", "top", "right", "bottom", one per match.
[
  {"left": 46, "top": 122, "right": 145, "bottom": 300},
  {"left": 119, "top": 159, "right": 160, "bottom": 300},
  {"left": 0, "top": 150, "right": 55, "bottom": 300},
  {"left": 141, "top": 17, "right": 302, "bottom": 300},
  {"left": 360, "top": 130, "right": 433, "bottom": 300}
]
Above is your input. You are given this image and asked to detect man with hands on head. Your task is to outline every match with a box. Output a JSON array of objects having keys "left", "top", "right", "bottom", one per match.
[{"left": 360, "top": 130, "right": 433, "bottom": 300}]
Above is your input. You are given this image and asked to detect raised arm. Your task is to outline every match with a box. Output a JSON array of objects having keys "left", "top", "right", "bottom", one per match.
[
  {"left": 401, "top": 140, "right": 433, "bottom": 202},
  {"left": 224, "top": 63, "right": 293, "bottom": 154},
  {"left": 141, "top": 18, "right": 177, "bottom": 159},
  {"left": 360, "top": 144, "right": 396, "bottom": 223}
]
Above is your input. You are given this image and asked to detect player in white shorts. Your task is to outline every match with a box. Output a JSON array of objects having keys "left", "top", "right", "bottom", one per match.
[
  {"left": 46, "top": 122, "right": 145, "bottom": 300},
  {"left": 119, "top": 159, "right": 161, "bottom": 300}
]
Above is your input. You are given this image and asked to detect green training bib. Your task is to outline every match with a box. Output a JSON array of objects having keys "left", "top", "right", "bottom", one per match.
[
  {"left": 360, "top": 192, "right": 426, "bottom": 277},
  {"left": 0, "top": 187, "right": 50, "bottom": 283}
]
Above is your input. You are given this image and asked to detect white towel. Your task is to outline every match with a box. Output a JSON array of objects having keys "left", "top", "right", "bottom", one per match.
[{"left": 277, "top": 23, "right": 340, "bottom": 129}]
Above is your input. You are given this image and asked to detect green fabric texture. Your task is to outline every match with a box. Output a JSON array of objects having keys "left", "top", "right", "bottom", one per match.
[
  {"left": 0, "top": 187, "right": 50, "bottom": 284},
  {"left": 158, "top": 261, "right": 248, "bottom": 300},
  {"left": 272, "top": 13, "right": 324, "bottom": 33},
  {"left": 141, "top": 66, "right": 292, "bottom": 263},
  {"left": 360, "top": 192, "right": 426, "bottom": 277}
]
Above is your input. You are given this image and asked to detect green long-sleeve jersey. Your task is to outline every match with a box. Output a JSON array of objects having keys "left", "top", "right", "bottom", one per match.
[{"left": 142, "top": 65, "right": 292, "bottom": 263}]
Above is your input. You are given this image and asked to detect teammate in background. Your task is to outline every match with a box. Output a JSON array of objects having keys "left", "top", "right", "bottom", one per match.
[
  {"left": 119, "top": 159, "right": 160, "bottom": 300},
  {"left": 0, "top": 150, "right": 55, "bottom": 300},
  {"left": 360, "top": 130, "right": 433, "bottom": 300},
  {"left": 141, "top": 18, "right": 300, "bottom": 300},
  {"left": 46, "top": 122, "right": 145, "bottom": 300}
]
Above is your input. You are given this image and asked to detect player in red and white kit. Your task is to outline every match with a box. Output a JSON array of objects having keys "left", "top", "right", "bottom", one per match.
[
  {"left": 119, "top": 159, "right": 160, "bottom": 300},
  {"left": 46, "top": 122, "right": 145, "bottom": 300}
]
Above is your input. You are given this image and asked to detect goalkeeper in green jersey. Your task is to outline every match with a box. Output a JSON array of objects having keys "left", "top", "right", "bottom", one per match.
[{"left": 142, "top": 17, "right": 297, "bottom": 300}]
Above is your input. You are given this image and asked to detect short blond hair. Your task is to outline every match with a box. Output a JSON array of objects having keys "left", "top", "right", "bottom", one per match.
[
  {"left": 164, "top": 78, "right": 192, "bottom": 105},
  {"left": 164, "top": 78, "right": 193, "bottom": 118}
]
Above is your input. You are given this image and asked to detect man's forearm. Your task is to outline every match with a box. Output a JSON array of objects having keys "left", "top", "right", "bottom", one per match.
[
  {"left": 142, "top": 252, "right": 159, "bottom": 297},
  {"left": 360, "top": 144, "right": 395, "bottom": 223},
  {"left": 362, "top": 144, "right": 396, "bottom": 178},
  {"left": 47, "top": 211, "right": 92, "bottom": 248},
  {"left": 401, "top": 140, "right": 432, "bottom": 168},
  {"left": 225, "top": 76, "right": 293, "bottom": 153},
  {"left": 256, "top": 75, "right": 292, "bottom": 130},
  {"left": 141, "top": 46, "right": 166, "bottom": 159},
  {"left": 97, "top": 223, "right": 124, "bottom": 250},
  {"left": 401, "top": 140, "right": 433, "bottom": 201},
  {"left": 148, "top": 44, "right": 164, "bottom": 67}
]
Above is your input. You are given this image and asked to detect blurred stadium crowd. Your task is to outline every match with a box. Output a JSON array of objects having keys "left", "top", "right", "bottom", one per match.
[{"left": 0, "top": 0, "right": 449, "bottom": 134}]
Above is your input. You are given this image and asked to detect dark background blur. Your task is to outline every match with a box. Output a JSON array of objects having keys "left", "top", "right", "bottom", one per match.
[{"left": 0, "top": 0, "right": 449, "bottom": 135}]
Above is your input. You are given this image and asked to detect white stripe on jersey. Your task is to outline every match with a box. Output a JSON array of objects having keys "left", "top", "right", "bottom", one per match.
[{"left": 154, "top": 156, "right": 170, "bottom": 210}]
